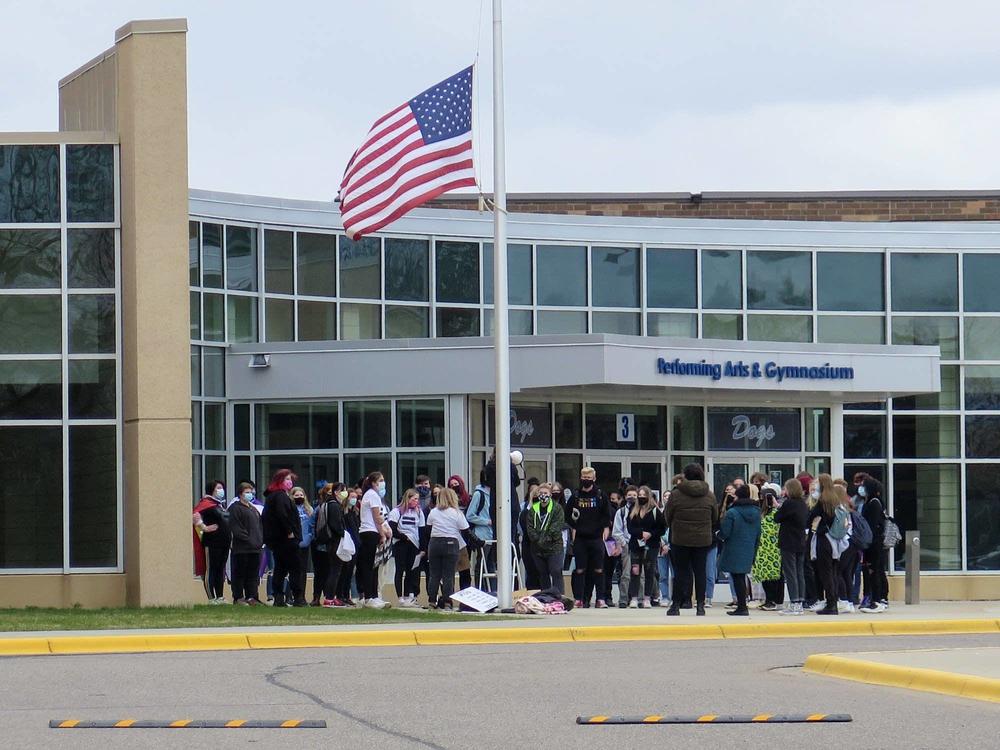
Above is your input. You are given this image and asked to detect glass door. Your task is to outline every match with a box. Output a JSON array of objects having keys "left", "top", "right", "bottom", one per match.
[
  {"left": 520, "top": 453, "right": 551, "bottom": 485},
  {"left": 589, "top": 460, "right": 625, "bottom": 499},
  {"left": 708, "top": 458, "right": 751, "bottom": 504},
  {"left": 627, "top": 460, "right": 664, "bottom": 502},
  {"left": 759, "top": 461, "right": 796, "bottom": 488}
]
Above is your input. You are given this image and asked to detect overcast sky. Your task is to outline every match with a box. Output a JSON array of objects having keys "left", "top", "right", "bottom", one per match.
[{"left": 4, "top": 1, "right": 1000, "bottom": 199}]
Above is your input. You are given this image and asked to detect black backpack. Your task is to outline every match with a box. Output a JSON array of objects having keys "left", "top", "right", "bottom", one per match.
[{"left": 314, "top": 501, "right": 332, "bottom": 544}]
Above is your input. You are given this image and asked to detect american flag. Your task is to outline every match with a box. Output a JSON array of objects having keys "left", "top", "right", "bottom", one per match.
[{"left": 338, "top": 66, "right": 476, "bottom": 240}]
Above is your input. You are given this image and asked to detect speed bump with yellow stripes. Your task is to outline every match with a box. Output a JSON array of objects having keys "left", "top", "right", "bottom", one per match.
[
  {"left": 50, "top": 719, "right": 325, "bottom": 729},
  {"left": 576, "top": 713, "right": 851, "bottom": 724}
]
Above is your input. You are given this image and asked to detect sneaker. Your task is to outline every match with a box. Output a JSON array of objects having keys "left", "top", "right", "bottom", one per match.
[
  {"left": 838, "top": 600, "right": 856, "bottom": 614},
  {"left": 778, "top": 605, "right": 795, "bottom": 615},
  {"left": 725, "top": 601, "right": 737, "bottom": 609},
  {"left": 666, "top": 605, "right": 680, "bottom": 616},
  {"left": 365, "top": 597, "right": 389, "bottom": 609},
  {"left": 595, "top": 599, "right": 608, "bottom": 609},
  {"left": 399, "top": 595, "right": 421, "bottom": 609},
  {"left": 859, "top": 596, "right": 872, "bottom": 610},
  {"left": 642, "top": 597, "right": 652, "bottom": 608},
  {"left": 618, "top": 601, "right": 628, "bottom": 609},
  {"left": 210, "top": 597, "right": 226, "bottom": 605},
  {"left": 650, "top": 599, "right": 661, "bottom": 608},
  {"left": 703, "top": 600, "right": 713, "bottom": 608},
  {"left": 858, "top": 604, "right": 878, "bottom": 613},
  {"left": 873, "top": 601, "right": 888, "bottom": 613},
  {"left": 321, "top": 598, "right": 338, "bottom": 608},
  {"left": 808, "top": 601, "right": 826, "bottom": 612},
  {"left": 628, "top": 598, "right": 639, "bottom": 609},
  {"left": 696, "top": 603, "right": 706, "bottom": 616},
  {"left": 574, "top": 600, "right": 584, "bottom": 608},
  {"left": 879, "top": 599, "right": 890, "bottom": 610},
  {"left": 816, "top": 607, "right": 839, "bottom": 615},
  {"left": 760, "top": 602, "right": 777, "bottom": 611},
  {"left": 266, "top": 596, "right": 274, "bottom": 604},
  {"left": 727, "top": 607, "right": 750, "bottom": 617}
]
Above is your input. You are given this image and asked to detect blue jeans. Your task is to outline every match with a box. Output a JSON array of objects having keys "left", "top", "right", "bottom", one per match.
[
  {"left": 705, "top": 545, "right": 718, "bottom": 600},
  {"left": 657, "top": 554, "right": 671, "bottom": 601}
]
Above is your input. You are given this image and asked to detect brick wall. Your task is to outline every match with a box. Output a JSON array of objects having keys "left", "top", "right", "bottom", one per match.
[{"left": 426, "top": 194, "right": 1000, "bottom": 222}]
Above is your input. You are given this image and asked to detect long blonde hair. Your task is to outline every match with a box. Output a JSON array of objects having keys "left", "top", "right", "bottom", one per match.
[
  {"left": 291, "top": 486, "right": 312, "bottom": 515},
  {"left": 817, "top": 473, "right": 839, "bottom": 517},
  {"left": 629, "top": 485, "right": 654, "bottom": 519},
  {"left": 436, "top": 487, "right": 459, "bottom": 511}
]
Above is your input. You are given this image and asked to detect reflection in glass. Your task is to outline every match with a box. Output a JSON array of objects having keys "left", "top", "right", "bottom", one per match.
[
  {"left": 69, "top": 425, "right": 117, "bottom": 567},
  {"left": 0, "top": 145, "right": 59, "bottom": 223},
  {"left": 586, "top": 403, "right": 666, "bottom": 451},
  {"left": 67, "top": 229, "right": 116, "bottom": 290},
  {"left": 344, "top": 453, "right": 391, "bottom": 496},
  {"left": 69, "top": 294, "right": 115, "bottom": 353},
  {"left": 68, "top": 360, "right": 116, "bottom": 419},
  {"left": 436, "top": 307, "right": 480, "bottom": 337},
  {"left": 227, "top": 295, "right": 258, "bottom": 343},
  {"left": 0, "top": 360, "right": 60, "bottom": 418},
  {"left": 892, "top": 415, "right": 959, "bottom": 458},
  {"left": 258, "top": 454, "right": 341, "bottom": 500},
  {"left": 894, "top": 365, "right": 959, "bottom": 410},
  {"left": 0, "top": 426, "right": 62, "bottom": 567},
  {"left": 203, "top": 403, "right": 225, "bottom": 451},
  {"left": 201, "top": 224, "right": 224, "bottom": 288},
  {"left": 963, "top": 254, "right": 1000, "bottom": 312},
  {"left": 892, "top": 463, "right": 961, "bottom": 571},
  {"left": 234, "top": 403, "right": 250, "bottom": 451},
  {"left": 255, "top": 403, "right": 338, "bottom": 450},
  {"left": 537, "top": 245, "right": 586, "bottom": 306},
  {"left": 647, "top": 248, "right": 696, "bottom": 308},
  {"left": 264, "top": 229, "right": 293, "bottom": 294},
  {"left": 483, "top": 308, "right": 533, "bottom": 336},
  {"left": 817, "top": 251, "right": 884, "bottom": 311},
  {"left": 190, "top": 346, "right": 201, "bottom": 398},
  {"left": 966, "top": 416, "right": 1000, "bottom": 458},
  {"left": 965, "top": 366, "right": 1000, "bottom": 410},
  {"left": 0, "top": 229, "right": 60, "bottom": 288},
  {"left": 592, "top": 311, "right": 639, "bottom": 335},
  {"left": 555, "top": 453, "right": 583, "bottom": 491},
  {"left": 189, "top": 222, "right": 200, "bottom": 286},
  {"left": 297, "top": 300, "right": 336, "bottom": 341},
  {"left": 647, "top": 312, "right": 697, "bottom": 337},
  {"left": 397, "top": 452, "right": 446, "bottom": 492},
  {"left": 817, "top": 315, "right": 884, "bottom": 344},
  {"left": 672, "top": 406, "right": 704, "bottom": 451},
  {"left": 202, "top": 293, "right": 225, "bottom": 342},
  {"left": 202, "top": 347, "right": 225, "bottom": 397},
  {"left": 385, "top": 238, "right": 429, "bottom": 301},
  {"left": 397, "top": 399, "right": 445, "bottom": 446},
  {"left": 190, "top": 291, "right": 200, "bottom": 340},
  {"left": 591, "top": 247, "right": 639, "bottom": 307},
  {"left": 191, "top": 402, "right": 201, "bottom": 450},
  {"left": 966, "top": 465, "right": 1000, "bottom": 570},
  {"left": 340, "top": 303, "right": 381, "bottom": 340},
  {"left": 805, "top": 408, "right": 831, "bottom": 452},
  {"left": 537, "top": 310, "right": 587, "bottom": 334},
  {"left": 702, "top": 313, "right": 742, "bottom": 340},
  {"left": 965, "top": 318, "right": 1000, "bottom": 359},
  {"left": 747, "top": 251, "right": 812, "bottom": 310},
  {"left": 844, "top": 415, "right": 885, "bottom": 458},
  {"left": 296, "top": 232, "right": 336, "bottom": 296},
  {"left": 265, "top": 298, "right": 295, "bottom": 342},
  {"left": 436, "top": 241, "right": 479, "bottom": 303},
  {"left": 66, "top": 144, "right": 114, "bottom": 223},
  {"left": 555, "top": 403, "right": 582, "bottom": 448},
  {"left": 891, "top": 316, "right": 958, "bottom": 359},
  {"left": 340, "top": 236, "right": 381, "bottom": 298},
  {"left": 747, "top": 314, "right": 812, "bottom": 342},
  {"left": 345, "top": 400, "right": 392, "bottom": 448},
  {"left": 701, "top": 249, "right": 741, "bottom": 309},
  {"left": 386, "top": 305, "right": 429, "bottom": 338},
  {"left": 0, "top": 295, "right": 60, "bottom": 353},
  {"left": 483, "top": 243, "right": 532, "bottom": 305},
  {"left": 891, "top": 253, "right": 958, "bottom": 312}
]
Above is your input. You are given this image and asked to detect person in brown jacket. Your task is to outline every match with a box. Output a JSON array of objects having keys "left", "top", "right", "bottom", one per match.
[{"left": 664, "top": 463, "right": 719, "bottom": 616}]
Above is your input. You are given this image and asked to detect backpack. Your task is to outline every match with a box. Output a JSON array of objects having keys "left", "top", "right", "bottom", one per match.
[
  {"left": 314, "top": 501, "right": 332, "bottom": 545},
  {"left": 829, "top": 505, "right": 850, "bottom": 540},
  {"left": 849, "top": 510, "right": 873, "bottom": 549},
  {"left": 883, "top": 514, "right": 903, "bottom": 549}
]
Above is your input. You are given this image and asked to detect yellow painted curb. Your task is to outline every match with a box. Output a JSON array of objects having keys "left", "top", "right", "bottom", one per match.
[
  {"left": 869, "top": 619, "right": 1000, "bottom": 636},
  {"left": 247, "top": 630, "right": 417, "bottom": 649},
  {"left": 414, "top": 626, "right": 573, "bottom": 645},
  {"left": 0, "top": 637, "right": 52, "bottom": 656},
  {"left": 720, "top": 621, "right": 874, "bottom": 639},
  {"left": 804, "top": 653, "right": 1000, "bottom": 704}
]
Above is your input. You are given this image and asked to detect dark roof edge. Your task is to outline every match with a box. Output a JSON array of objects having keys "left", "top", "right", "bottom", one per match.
[{"left": 429, "top": 190, "right": 1000, "bottom": 203}]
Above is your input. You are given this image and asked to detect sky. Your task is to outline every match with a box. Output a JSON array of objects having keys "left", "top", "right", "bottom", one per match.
[{"left": 4, "top": 1, "right": 1000, "bottom": 200}]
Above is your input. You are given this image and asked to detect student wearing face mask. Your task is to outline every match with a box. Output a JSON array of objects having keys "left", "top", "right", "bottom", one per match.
[
  {"left": 262, "top": 469, "right": 304, "bottom": 607},
  {"left": 567, "top": 467, "right": 611, "bottom": 608},
  {"left": 289, "top": 487, "right": 314, "bottom": 605},
  {"left": 627, "top": 486, "right": 666, "bottom": 608},
  {"left": 228, "top": 482, "right": 264, "bottom": 605},
  {"left": 611, "top": 486, "right": 635, "bottom": 607},
  {"left": 310, "top": 482, "right": 346, "bottom": 607},
  {"left": 603, "top": 490, "right": 624, "bottom": 606},
  {"left": 718, "top": 484, "right": 762, "bottom": 617},
  {"left": 466, "top": 470, "right": 495, "bottom": 591},
  {"left": 387, "top": 488, "right": 426, "bottom": 607},
  {"left": 858, "top": 476, "right": 889, "bottom": 613},
  {"left": 192, "top": 480, "right": 232, "bottom": 604},
  {"left": 357, "top": 471, "right": 392, "bottom": 609},
  {"left": 414, "top": 474, "right": 434, "bottom": 513},
  {"left": 526, "top": 483, "right": 566, "bottom": 593},
  {"left": 337, "top": 488, "right": 362, "bottom": 606}
]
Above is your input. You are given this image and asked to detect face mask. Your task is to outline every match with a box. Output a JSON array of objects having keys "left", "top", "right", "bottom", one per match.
[
  {"left": 449, "top": 485, "right": 460, "bottom": 492},
  {"left": 417, "top": 486, "right": 431, "bottom": 498},
  {"left": 294, "top": 496, "right": 305, "bottom": 505},
  {"left": 857, "top": 486, "right": 867, "bottom": 497},
  {"left": 348, "top": 497, "right": 358, "bottom": 507},
  {"left": 580, "top": 479, "right": 594, "bottom": 488},
  {"left": 242, "top": 492, "right": 253, "bottom": 502},
  {"left": 214, "top": 488, "right": 225, "bottom": 500},
  {"left": 377, "top": 482, "right": 387, "bottom": 499},
  {"left": 407, "top": 499, "right": 420, "bottom": 510},
  {"left": 563, "top": 488, "right": 573, "bottom": 501},
  {"left": 537, "top": 494, "right": 551, "bottom": 503},
  {"left": 337, "top": 490, "right": 348, "bottom": 501},
  {"left": 282, "top": 478, "right": 293, "bottom": 491},
  {"left": 811, "top": 490, "right": 820, "bottom": 500},
  {"left": 626, "top": 495, "right": 637, "bottom": 504},
  {"left": 638, "top": 497, "right": 648, "bottom": 505}
]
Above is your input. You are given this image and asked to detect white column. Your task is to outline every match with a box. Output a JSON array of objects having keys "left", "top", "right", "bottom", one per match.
[{"left": 830, "top": 403, "right": 844, "bottom": 479}]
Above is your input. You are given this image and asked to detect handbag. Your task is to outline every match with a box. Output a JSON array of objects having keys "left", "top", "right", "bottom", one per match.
[{"left": 336, "top": 533, "right": 356, "bottom": 562}]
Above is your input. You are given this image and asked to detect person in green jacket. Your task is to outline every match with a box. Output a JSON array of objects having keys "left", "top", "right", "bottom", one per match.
[
  {"left": 526, "top": 483, "right": 566, "bottom": 595},
  {"left": 719, "top": 485, "right": 762, "bottom": 617},
  {"left": 752, "top": 485, "right": 783, "bottom": 611}
]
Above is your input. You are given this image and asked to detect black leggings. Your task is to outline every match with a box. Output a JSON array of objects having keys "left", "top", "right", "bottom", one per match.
[
  {"left": 732, "top": 570, "right": 749, "bottom": 610},
  {"left": 838, "top": 544, "right": 860, "bottom": 603},
  {"left": 393, "top": 541, "right": 420, "bottom": 597},
  {"left": 229, "top": 551, "right": 259, "bottom": 602},
  {"left": 337, "top": 557, "right": 356, "bottom": 601},
  {"left": 572, "top": 537, "right": 605, "bottom": 604},
  {"left": 670, "top": 544, "right": 710, "bottom": 606},
  {"left": 323, "top": 542, "right": 344, "bottom": 600},
  {"left": 762, "top": 578, "right": 785, "bottom": 605},
  {"left": 814, "top": 535, "right": 839, "bottom": 610},
  {"left": 271, "top": 541, "right": 301, "bottom": 604},
  {"left": 628, "top": 547, "right": 657, "bottom": 600},
  {"left": 205, "top": 546, "right": 229, "bottom": 599},
  {"left": 863, "top": 546, "right": 888, "bottom": 603},
  {"left": 311, "top": 543, "right": 328, "bottom": 603},
  {"left": 357, "top": 531, "right": 381, "bottom": 600}
]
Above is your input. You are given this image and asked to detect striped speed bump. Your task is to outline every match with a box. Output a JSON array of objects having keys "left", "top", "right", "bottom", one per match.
[
  {"left": 577, "top": 713, "right": 851, "bottom": 725},
  {"left": 50, "top": 719, "right": 325, "bottom": 729}
]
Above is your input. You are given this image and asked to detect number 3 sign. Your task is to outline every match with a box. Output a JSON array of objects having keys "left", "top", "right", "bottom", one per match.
[{"left": 616, "top": 413, "right": 635, "bottom": 442}]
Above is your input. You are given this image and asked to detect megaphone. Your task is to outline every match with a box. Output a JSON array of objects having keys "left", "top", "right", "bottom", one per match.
[{"left": 510, "top": 450, "right": 524, "bottom": 466}]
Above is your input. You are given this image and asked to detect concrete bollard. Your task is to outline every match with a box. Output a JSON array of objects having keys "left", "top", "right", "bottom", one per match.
[{"left": 905, "top": 530, "right": 920, "bottom": 605}]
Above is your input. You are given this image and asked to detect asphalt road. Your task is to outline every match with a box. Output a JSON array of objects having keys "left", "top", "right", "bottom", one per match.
[{"left": 2, "top": 634, "right": 998, "bottom": 749}]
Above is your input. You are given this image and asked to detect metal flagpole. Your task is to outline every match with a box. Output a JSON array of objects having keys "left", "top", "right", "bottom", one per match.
[{"left": 491, "top": 0, "right": 513, "bottom": 609}]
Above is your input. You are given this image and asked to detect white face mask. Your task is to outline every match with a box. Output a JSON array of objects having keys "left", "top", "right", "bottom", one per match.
[
  {"left": 811, "top": 490, "right": 820, "bottom": 500},
  {"left": 214, "top": 488, "right": 225, "bottom": 500},
  {"left": 242, "top": 492, "right": 254, "bottom": 502},
  {"left": 857, "top": 486, "right": 867, "bottom": 497}
]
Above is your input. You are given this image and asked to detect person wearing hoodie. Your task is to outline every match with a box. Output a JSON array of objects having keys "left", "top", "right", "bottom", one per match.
[
  {"left": 526, "top": 483, "right": 566, "bottom": 594},
  {"left": 808, "top": 474, "right": 842, "bottom": 616},
  {"left": 290, "top": 486, "right": 314, "bottom": 605},
  {"left": 775, "top": 477, "right": 810, "bottom": 614},
  {"left": 718, "top": 484, "right": 762, "bottom": 616},
  {"left": 466, "top": 472, "right": 495, "bottom": 590},
  {"left": 611, "top": 486, "right": 635, "bottom": 607},
  {"left": 192, "top": 480, "right": 232, "bottom": 604},
  {"left": 228, "top": 482, "right": 263, "bottom": 605},
  {"left": 626, "top": 485, "right": 667, "bottom": 608},
  {"left": 566, "top": 466, "right": 611, "bottom": 608},
  {"left": 664, "top": 463, "right": 719, "bottom": 616},
  {"left": 858, "top": 476, "right": 889, "bottom": 613},
  {"left": 261, "top": 469, "right": 304, "bottom": 607}
]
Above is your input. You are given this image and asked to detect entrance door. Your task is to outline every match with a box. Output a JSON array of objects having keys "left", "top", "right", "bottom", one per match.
[
  {"left": 520, "top": 453, "right": 550, "bottom": 486},
  {"left": 587, "top": 458, "right": 664, "bottom": 500},
  {"left": 707, "top": 456, "right": 799, "bottom": 501}
]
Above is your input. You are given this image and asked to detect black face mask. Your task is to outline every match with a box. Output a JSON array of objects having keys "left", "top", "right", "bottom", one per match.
[
  {"left": 638, "top": 497, "right": 649, "bottom": 505},
  {"left": 580, "top": 480, "right": 594, "bottom": 489}
]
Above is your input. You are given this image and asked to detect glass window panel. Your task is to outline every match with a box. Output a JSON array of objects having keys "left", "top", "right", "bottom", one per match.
[
  {"left": 892, "top": 415, "right": 959, "bottom": 458},
  {"left": 436, "top": 307, "right": 480, "bottom": 337},
  {"left": 894, "top": 365, "right": 959, "bottom": 410},
  {"left": 192, "top": 456, "right": 202, "bottom": 502},
  {"left": 255, "top": 403, "right": 338, "bottom": 450},
  {"left": 339, "top": 236, "right": 381, "bottom": 298},
  {"left": 0, "top": 295, "right": 60, "bottom": 353},
  {"left": 966, "top": 416, "right": 1000, "bottom": 458},
  {"left": 226, "top": 295, "right": 258, "bottom": 344},
  {"left": 484, "top": 308, "right": 533, "bottom": 336},
  {"left": 297, "top": 300, "right": 336, "bottom": 341},
  {"left": 68, "top": 229, "right": 116, "bottom": 289},
  {"left": 536, "top": 245, "right": 586, "bottom": 306},
  {"left": 397, "top": 452, "right": 446, "bottom": 495},
  {"left": 234, "top": 455, "right": 252, "bottom": 487},
  {"left": 225, "top": 226, "right": 257, "bottom": 292},
  {"left": 845, "top": 401, "right": 886, "bottom": 411},
  {"left": 891, "top": 316, "right": 958, "bottom": 359},
  {"left": 203, "top": 403, "right": 225, "bottom": 451},
  {"left": 233, "top": 403, "right": 250, "bottom": 451},
  {"left": 0, "top": 145, "right": 59, "bottom": 223},
  {"left": 891, "top": 253, "right": 958, "bottom": 312},
  {"left": 202, "top": 293, "right": 225, "bottom": 342},
  {"left": 701, "top": 249, "right": 741, "bottom": 309},
  {"left": 537, "top": 310, "right": 586, "bottom": 334},
  {"left": 435, "top": 240, "right": 479, "bottom": 303},
  {"left": 843, "top": 463, "right": 886, "bottom": 485},
  {"left": 892, "top": 463, "right": 961, "bottom": 571},
  {"left": 265, "top": 298, "right": 294, "bottom": 342},
  {"left": 0, "top": 229, "right": 60, "bottom": 288},
  {"left": 262, "top": 229, "right": 292, "bottom": 294},
  {"left": 189, "top": 291, "right": 201, "bottom": 340},
  {"left": 647, "top": 312, "right": 697, "bottom": 337},
  {"left": 747, "top": 314, "right": 812, "bottom": 342},
  {"left": 966, "top": 464, "right": 1000, "bottom": 570},
  {"left": 204, "top": 455, "right": 225, "bottom": 490},
  {"left": 385, "top": 238, "right": 428, "bottom": 301},
  {"left": 672, "top": 405, "right": 704, "bottom": 451},
  {"left": 803, "top": 456, "right": 830, "bottom": 477},
  {"left": 672, "top": 455, "right": 705, "bottom": 477},
  {"left": 965, "top": 318, "right": 1000, "bottom": 359},
  {"left": 66, "top": 144, "right": 114, "bottom": 223},
  {"left": 470, "top": 399, "right": 485, "bottom": 446},
  {"left": 68, "top": 360, "right": 115, "bottom": 419},
  {"left": 747, "top": 250, "right": 812, "bottom": 310},
  {"left": 844, "top": 415, "right": 885, "bottom": 458},
  {"left": 345, "top": 400, "right": 392, "bottom": 448},
  {"left": 201, "top": 224, "right": 223, "bottom": 289},
  {"left": 256, "top": 454, "right": 340, "bottom": 499},
  {"left": 69, "top": 425, "right": 117, "bottom": 567},
  {"left": 396, "top": 399, "right": 445, "bottom": 447},
  {"left": 0, "top": 427, "right": 62, "bottom": 567},
  {"left": 817, "top": 315, "right": 885, "bottom": 344},
  {"left": 202, "top": 346, "right": 225, "bottom": 397},
  {"left": 817, "top": 251, "right": 884, "bottom": 311},
  {"left": 385, "top": 305, "right": 429, "bottom": 338},
  {"left": 340, "top": 303, "right": 381, "bottom": 340},
  {"left": 189, "top": 221, "right": 200, "bottom": 286},
  {"left": 963, "top": 254, "right": 1000, "bottom": 312},
  {"left": 965, "top": 365, "right": 1000, "bottom": 410},
  {"left": 343, "top": 453, "right": 391, "bottom": 495},
  {"left": 647, "top": 248, "right": 696, "bottom": 308},
  {"left": 586, "top": 403, "right": 666, "bottom": 451},
  {"left": 555, "top": 452, "right": 583, "bottom": 492},
  {"left": 296, "top": 232, "right": 336, "bottom": 297},
  {"left": 805, "top": 408, "right": 830, "bottom": 452},
  {"left": 69, "top": 294, "right": 115, "bottom": 353},
  {"left": 191, "top": 401, "right": 201, "bottom": 450},
  {"left": 190, "top": 346, "right": 201, "bottom": 398},
  {"left": 483, "top": 243, "right": 532, "bottom": 305},
  {"left": 0, "top": 360, "right": 60, "bottom": 418},
  {"left": 555, "top": 403, "right": 582, "bottom": 449},
  {"left": 592, "top": 311, "right": 639, "bottom": 335},
  {"left": 591, "top": 247, "right": 639, "bottom": 307},
  {"left": 702, "top": 313, "right": 742, "bottom": 340}
]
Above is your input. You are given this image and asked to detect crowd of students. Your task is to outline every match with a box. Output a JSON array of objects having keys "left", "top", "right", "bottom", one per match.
[{"left": 191, "top": 458, "right": 895, "bottom": 616}]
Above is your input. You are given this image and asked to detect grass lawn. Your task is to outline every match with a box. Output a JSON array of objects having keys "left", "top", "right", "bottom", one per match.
[{"left": 0, "top": 605, "right": 508, "bottom": 633}]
